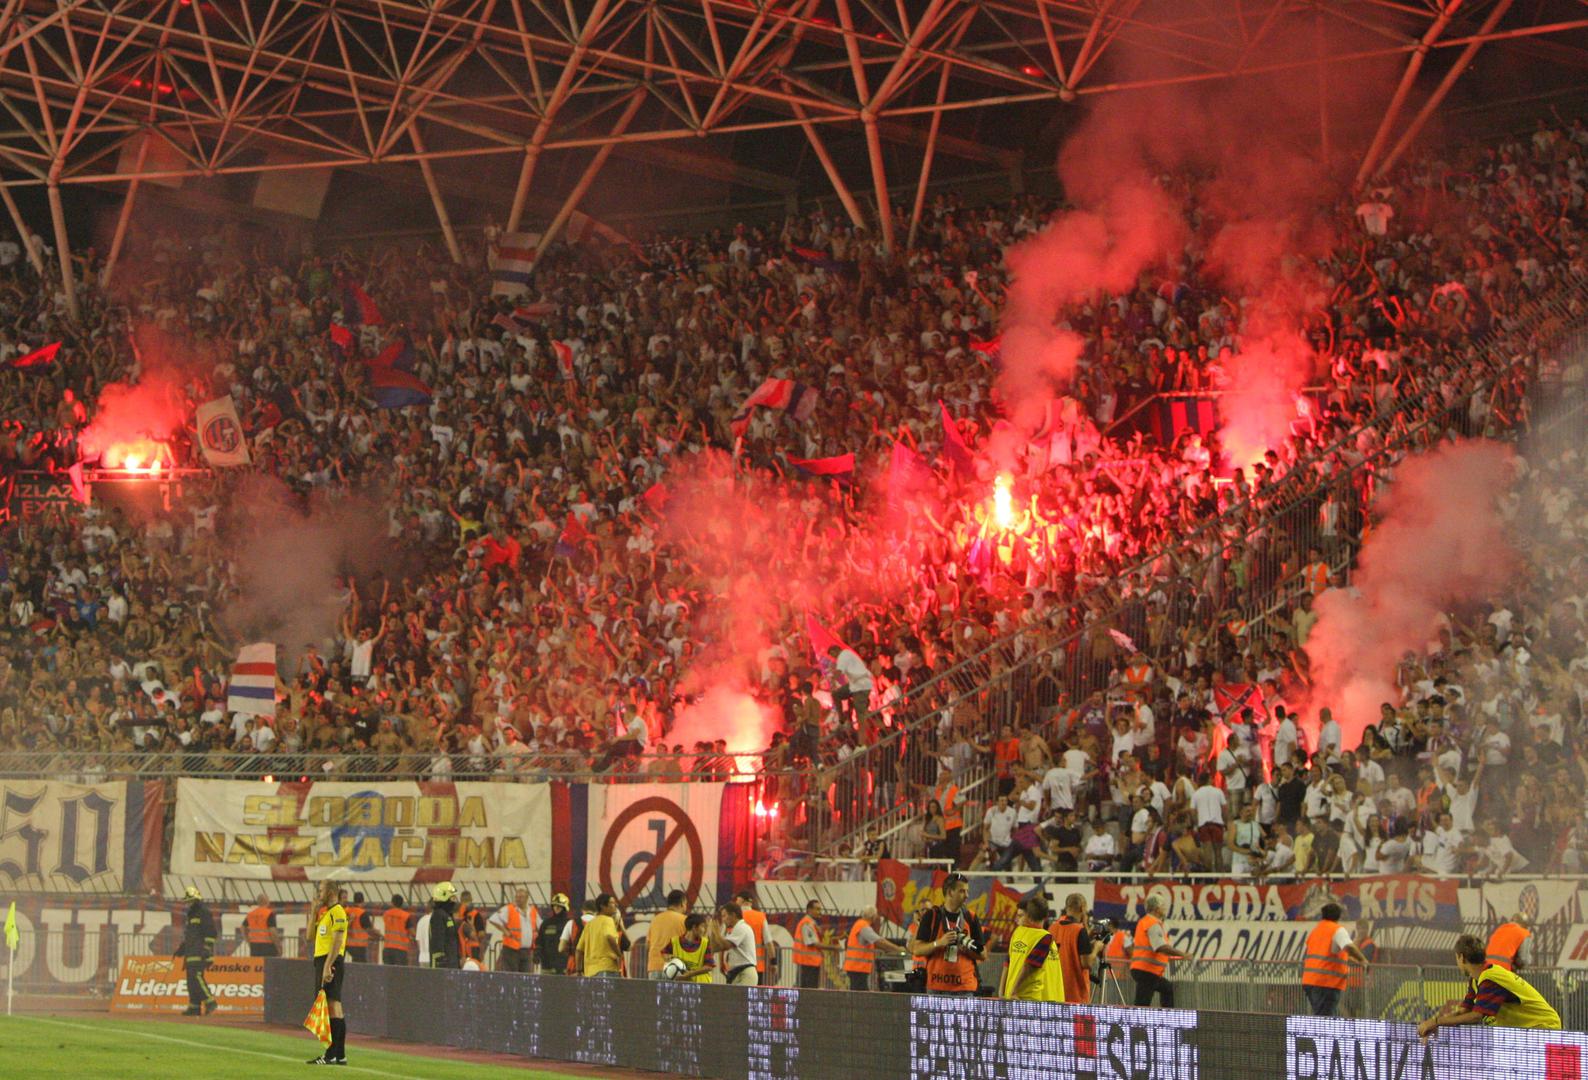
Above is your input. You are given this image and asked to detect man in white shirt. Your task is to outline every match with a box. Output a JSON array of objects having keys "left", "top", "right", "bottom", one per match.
[
  {"left": 826, "top": 645, "right": 873, "bottom": 721},
  {"left": 1082, "top": 829, "right": 1118, "bottom": 872},
  {"left": 1273, "top": 709, "right": 1299, "bottom": 770},
  {"left": 1041, "top": 763, "right": 1076, "bottom": 815},
  {"left": 983, "top": 794, "right": 1017, "bottom": 868},
  {"left": 709, "top": 903, "right": 760, "bottom": 986},
  {"left": 1418, "top": 813, "right": 1465, "bottom": 876},
  {"left": 1191, "top": 777, "right": 1227, "bottom": 870},
  {"left": 1316, "top": 709, "right": 1342, "bottom": 762}
]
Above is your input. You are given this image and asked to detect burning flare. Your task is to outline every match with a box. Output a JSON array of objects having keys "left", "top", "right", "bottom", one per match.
[{"left": 993, "top": 474, "right": 1014, "bottom": 529}]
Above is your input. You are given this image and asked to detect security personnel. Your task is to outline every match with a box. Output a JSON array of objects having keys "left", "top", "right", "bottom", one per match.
[
  {"left": 428, "top": 881, "right": 461, "bottom": 970},
  {"left": 177, "top": 886, "right": 217, "bottom": 1016},
  {"left": 792, "top": 899, "right": 841, "bottom": 989},
  {"left": 535, "top": 893, "right": 571, "bottom": 974},
  {"left": 929, "top": 779, "right": 963, "bottom": 860},
  {"left": 243, "top": 893, "right": 281, "bottom": 957},
  {"left": 911, "top": 873, "right": 985, "bottom": 995},
  {"left": 1302, "top": 902, "right": 1371, "bottom": 1016},
  {"left": 904, "top": 896, "right": 932, "bottom": 984},
  {"left": 456, "top": 890, "right": 482, "bottom": 965},
  {"left": 307, "top": 880, "right": 351, "bottom": 1066},
  {"left": 1418, "top": 933, "right": 1561, "bottom": 1038},
  {"left": 496, "top": 887, "right": 534, "bottom": 972},
  {"left": 1003, "top": 896, "right": 1066, "bottom": 1002},
  {"left": 843, "top": 905, "right": 907, "bottom": 992},
  {"left": 735, "top": 890, "right": 771, "bottom": 981},
  {"left": 344, "top": 891, "right": 372, "bottom": 963},
  {"left": 1485, "top": 913, "right": 1533, "bottom": 972},
  {"left": 666, "top": 914, "right": 715, "bottom": 982},
  {"left": 381, "top": 896, "right": 413, "bottom": 966},
  {"left": 1130, "top": 896, "right": 1187, "bottom": 1007},
  {"left": 1048, "top": 892, "right": 1101, "bottom": 1004}
]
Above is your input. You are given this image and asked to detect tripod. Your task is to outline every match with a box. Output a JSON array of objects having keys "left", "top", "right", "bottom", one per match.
[{"left": 1093, "top": 963, "right": 1129, "bottom": 1006}]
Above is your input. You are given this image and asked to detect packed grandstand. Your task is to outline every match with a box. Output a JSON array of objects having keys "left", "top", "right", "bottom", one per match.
[{"left": 0, "top": 111, "right": 1585, "bottom": 892}]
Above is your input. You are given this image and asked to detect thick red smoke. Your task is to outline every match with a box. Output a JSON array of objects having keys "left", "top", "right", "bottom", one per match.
[{"left": 1304, "top": 440, "right": 1516, "bottom": 747}]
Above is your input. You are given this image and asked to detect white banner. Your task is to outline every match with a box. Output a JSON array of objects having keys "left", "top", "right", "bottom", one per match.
[
  {"left": 170, "top": 779, "right": 549, "bottom": 882},
  {"left": 0, "top": 781, "right": 129, "bottom": 891},
  {"left": 1478, "top": 879, "right": 1578, "bottom": 926},
  {"left": 195, "top": 396, "right": 251, "bottom": 467},
  {"left": 583, "top": 783, "right": 725, "bottom": 908}
]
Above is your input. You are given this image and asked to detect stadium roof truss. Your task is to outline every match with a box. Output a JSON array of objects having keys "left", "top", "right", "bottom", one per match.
[{"left": 2, "top": 0, "right": 1588, "bottom": 317}]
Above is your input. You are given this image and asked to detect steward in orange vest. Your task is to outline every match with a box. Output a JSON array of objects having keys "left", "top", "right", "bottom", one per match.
[
  {"left": 381, "top": 897, "right": 413, "bottom": 966},
  {"left": 735, "top": 891, "right": 770, "bottom": 977},
  {"left": 344, "top": 892, "right": 372, "bottom": 962},
  {"left": 497, "top": 888, "right": 536, "bottom": 973},
  {"left": 1302, "top": 902, "right": 1370, "bottom": 1016},
  {"left": 791, "top": 900, "right": 842, "bottom": 990},
  {"left": 844, "top": 906, "right": 907, "bottom": 992},
  {"left": 243, "top": 895, "right": 280, "bottom": 957},
  {"left": 1047, "top": 893, "right": 1101, "bottom": 1004},
  {"left": 1486, "top": 916, "right": 1533, "bottom": 972},
  {"left": 1129, "top": 900, "right": 1186, "bottom": 1007}
]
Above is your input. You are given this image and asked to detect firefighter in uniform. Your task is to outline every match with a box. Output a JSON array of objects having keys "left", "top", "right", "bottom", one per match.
[
  {"left": 242, "top": 893, "right": 281, "bottom": 957},
  {"left": 381, "top": 896, "right": 413, "bottom": 966},
  {"left": 535, "top": 893, "right": 570, "bottom": 974},
  {"left": 307, "top": 880, "right": 351, "bottom": 1066},
  {"left": 344, "top": 891, "right": 373, "bottom": 963},
  {"left": 428, "top": 881, "right": 461, "bottom": 969},
  {"left": 1485, "top": 913, "right": 1533, "bottom": 972},
  {"left": 1130, "top": 896, "right": 1187, "bottom": 1007},
  {"left": 1302, "top": 902, "right": 1371, "bottom": 1016},
  {"left": 1003, "top": 896, "right": 1066, "bottom": 1002},
  {"left": 177, "top": 886, "right": 217, "bottom": 1016}
]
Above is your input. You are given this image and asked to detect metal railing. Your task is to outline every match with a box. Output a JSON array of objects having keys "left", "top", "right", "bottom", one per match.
[{"left": 802, "top": 270, "right": 1588, "bottom": 858}]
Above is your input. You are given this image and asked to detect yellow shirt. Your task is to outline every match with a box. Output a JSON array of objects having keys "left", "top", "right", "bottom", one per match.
[
  {"left": 647, "top": 910, "right": 687, "bottom": 974},
  {"left": 1003, "top": 925, "right": 1066, "bottom": 1003},
  {"left": 578, "top": 913, "right": 623, "bottom": 976},
  {"left": 314, "top": 903, "right": 348, "bottom": 959}
]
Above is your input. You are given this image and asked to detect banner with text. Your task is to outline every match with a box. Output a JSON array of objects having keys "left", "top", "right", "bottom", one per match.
[
  {"left": 0, "top": 779, "right": 163, "bottom": 892},
  {"left": 1092, "top": 875, "right": 1459, "bottom": 925},
  {"left": 170, "top": 778, "right": 550, "bottom": 882},
  {"left": 111, "top": 955, "right": 264, "bottom": 1016}
]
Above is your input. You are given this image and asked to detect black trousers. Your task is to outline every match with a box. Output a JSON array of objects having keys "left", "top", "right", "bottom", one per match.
[
  {"left": 796, "top": 964, "right": 821, "bottom": 989},
  {"left": 847, "top": 970, "right": 871, "bottom": 992},
  {"left": 381, "top": 948, "right": 409, "bottom": 966},
  {"left": 345, "top": 946, "right": 367, "bottom": 963},
  {"left": 1131, "top": 970, "right": 1174, "bottom": 1007},
  {"left": 498, "top": 946, "right": 530, "bottom": 973},
  {"left": 249, "top": 943, "right": 279, "bottom": 957},
  {"left": 184, "top": 957, "right": 213, "bottom": 1008}
]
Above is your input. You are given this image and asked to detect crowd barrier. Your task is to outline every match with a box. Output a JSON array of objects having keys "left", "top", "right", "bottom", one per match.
[{"left": 262, "top": 959, "right": 1588, "bottom": 1079}]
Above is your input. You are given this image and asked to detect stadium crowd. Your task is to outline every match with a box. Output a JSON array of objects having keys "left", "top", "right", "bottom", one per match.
[{"left": 0, "top": 117, "right": 1584, "bottom": 880}]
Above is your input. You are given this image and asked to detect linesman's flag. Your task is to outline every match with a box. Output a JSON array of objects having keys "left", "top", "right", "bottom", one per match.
[{"left": 304, "top": 990, "right": 332, "bottom": 1046}]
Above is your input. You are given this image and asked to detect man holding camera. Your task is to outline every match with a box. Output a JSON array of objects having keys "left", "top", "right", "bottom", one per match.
[
  {"left": 1048, "top": 892, "right": 1104, "bottom": 1003},
  {"left": 910, "top": 873, "right": 986, "bottom": 995}
]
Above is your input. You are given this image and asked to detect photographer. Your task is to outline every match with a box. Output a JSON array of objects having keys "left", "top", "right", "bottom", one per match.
[
  {"left": 1048, "top": 892, "right": 1104, "bottom": 1004},
  {"left": 910, "top": 873, "right": 986, "bottom": 995}
]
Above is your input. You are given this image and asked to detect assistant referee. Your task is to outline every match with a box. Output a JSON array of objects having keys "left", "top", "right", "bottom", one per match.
[{"left": 308, "top": 880, "right": 350, "bottom": 1066}]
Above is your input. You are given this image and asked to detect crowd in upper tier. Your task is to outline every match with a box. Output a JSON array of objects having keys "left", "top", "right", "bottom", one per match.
[{"left": 0, "top": 117, "right": 1583, "bottom": 851}]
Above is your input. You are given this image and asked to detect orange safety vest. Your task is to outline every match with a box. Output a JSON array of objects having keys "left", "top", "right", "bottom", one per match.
[
  {"left": 382, "top": 908, "right": 412, "bottom": 952},
  {"left": 1303, "top": 562, "right": 1329, "bottom": 594},
  {"left": 923, "top": 909, "right": 978, "bottom": 993},
  {"left": 1486, "top": 923, "right": 1530, "bottom": 971},
  {"left": 933, "top": 783, "right": 963, "bottom": 831},
  {"left": 742, "top": 907, "right": 768, "bottom": 973},
  {"left": 1302, "top": 920, "right": 1349, "bottom": 990},
  {"left": 906, "top": 918, "right": 926, "bottom": 970},
  {"left": 844, "top": 918, "right": 876, "bottom": 974},
  {"left": 502, "top": 906, "right": 524, "bottom": 951},
  {"left": 1121, "top": 662, "right": 1152, "bottom": 699},
  {"left": 1048, "top": 918, "right": 1091, "bottom": 1004},
  {"left": 459, "top": 906, "right": 480, "bottom": 959},
  {"left": 244, "top": 905, "right": 275, "bottom": 945},
  {"left": 793, "top": 916, "right": 822, "bottom": 967},
  {"left": 1106, "top": 930, "right": 1130, "bottom": 978},
  {"left": 1131, "top": 915, "right": 1168, "bottom": 977},
  {"left": 345, "top": 906, "right": 369, "bottom": 950}
]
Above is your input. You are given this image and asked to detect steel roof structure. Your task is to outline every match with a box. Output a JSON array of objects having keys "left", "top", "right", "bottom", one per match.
[{"left": 2, "top": 0, "right": 1587, "bottom": 317}]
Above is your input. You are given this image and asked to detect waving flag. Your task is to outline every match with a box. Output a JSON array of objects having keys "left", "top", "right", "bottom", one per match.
[
  {"left": 195, "top": 396, "right": 251, "bottom": 467},
  {"left": 641, "top": 482, "right": 670, "bottom": 513},
  {"left": 551, "top": 340, "right": 575, "bottom": 380},
  {"left": 491, "top": 231, "right": 541, "bottom": 296},
  {"left": 804, "top": 613, "right": 850, "bottom": 660},
  {"left": 304, "top": 990, "right": 332, "bottom": 1047},
  {"left": 887, "top": 440, "right": 932, "bottom": 506},
  {"left": 789, "top": 245, "right": 857, "bottom": 279},
  {"left": 227, "top": 643, "right": 276, "bottom": 717},
  {"left": 328, "top": 323, "right": 354, "bottom": 359},
  {"left": 10, "top": 341, "right": 60, "bottom": 369},
  {"left": 368, "top": 365, "right": 432, "bottom": 409},
  {"left": 370, "top": 335, "right": 417, "bottom": 372},
  {"left": 340, "top": 280, "right": 383, "bottom": 328},
  {"left": 555, "top": 512, "right": 590, "bottom": 558},
  {"left": 492, "top": 303, "right": 556, "bottom": 337},
  {"left": 787, "top": 453, "right": 854, "bottom": 477},
  {"left": 938, "top": 401, "right": 975, "bottom": 478},
  {"left": 730, "top": 378, "right": 818, "bottom": 437},
  {"left": 970, "top": 336, "right": 1002, "bottom": 364}
]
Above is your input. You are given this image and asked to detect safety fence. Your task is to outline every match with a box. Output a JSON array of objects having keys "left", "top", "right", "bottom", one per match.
[
  {"left": 260, "top": 958, "right": 1588, "bottom": 1079},
  {"left": 805, "top": 271, "right": 1588, "bottom": 858}
]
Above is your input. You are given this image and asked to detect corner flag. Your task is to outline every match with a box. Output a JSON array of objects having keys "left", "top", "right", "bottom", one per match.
[{"left": 4, "top": 901, "right": 17, "bottom": 951}]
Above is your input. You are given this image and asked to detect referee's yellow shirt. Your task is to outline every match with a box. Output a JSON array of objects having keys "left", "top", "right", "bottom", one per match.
[{"left": 315, "top": 903, "right": 348, "bottom": 959}]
